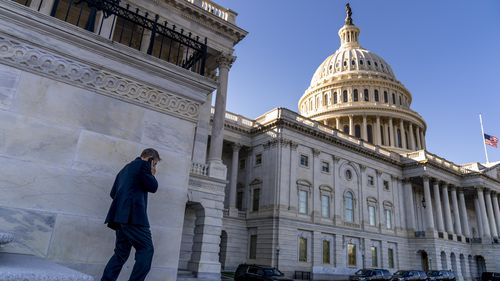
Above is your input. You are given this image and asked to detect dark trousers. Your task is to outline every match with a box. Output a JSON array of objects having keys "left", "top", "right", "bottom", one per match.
[{"left": 101, "top": 224, "right": 154, "bottom": 281}]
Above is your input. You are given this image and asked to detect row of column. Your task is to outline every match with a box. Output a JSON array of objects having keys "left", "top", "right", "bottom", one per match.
[
  {"left": 417, "top": 177, "right": 500, "bottom": 240},
  {"left": 329, "top": 116, "right": 426, "bottom": 150}
]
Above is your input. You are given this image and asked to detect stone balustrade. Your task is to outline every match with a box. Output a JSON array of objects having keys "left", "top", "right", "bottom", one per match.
[
  {"left": 190, "top": 162, "right": 209, "bottom": 176},
  {"left": 185, "top": 0, "right": 237, "bottom": 23}
]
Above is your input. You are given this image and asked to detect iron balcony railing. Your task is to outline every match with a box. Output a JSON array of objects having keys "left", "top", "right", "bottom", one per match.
[{"left": 12, "top": 0, "right": 208, "bottom": 76}]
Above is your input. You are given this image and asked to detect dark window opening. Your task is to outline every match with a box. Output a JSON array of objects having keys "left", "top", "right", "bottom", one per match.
[
  {"left": 355, "top": 125, "right": 361, "bottom": 138},
  {"left": 374, "top": 90, "right": 379, "bottom": 102},
  {"left": 353, "top": 89, "right": 358, "bottom": 102},
  {"left": 364, "top": 89, "right": 369, "bottom": 101}
]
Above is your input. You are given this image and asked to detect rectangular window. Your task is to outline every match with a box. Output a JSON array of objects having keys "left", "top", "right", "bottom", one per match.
[
  {"left": 299, "top": 190, "right": 308, "bottom": 214},
  {"left": 299, "top": 237, "right": 307, "bottom": 262},
  {"left": 368, "top": 205, "right": 376, "bottom": 226},
  {"left": 347, "top": 243, "right": 356, "bottom": 266},
  {"left": 300, "top": 154, "right": 309, "bottom": 167},
  {"left": 321, "top": 161, "right": 330, "bottom": 173},
  {"left": 239, "top": 159, "right": 246, "bottom": 169},
  {"left": 368, "top": 175, "right": 374, "bottom": 186},
  {"left": 255, "top": 154, "right": 262, "bottom": 166},
  {"left": 237, "top": 191, "right": 243, "bottom": 210},
  {"left": 384, "top": 91, "right": 388, "bottom": 103},
  {"left": 371, "top": 246, "right": 378, "bottom": 267},
  {"left": 385, "top": 209, "right": 393, "bottom": 229},
  {"left": 322, "top": 240, "right": 331, "bottom": 264},
  {"left": 321, "top": 195, "right": 330, "bottom": 218},
  {"left": 52, "top": 0, "right": 94, "bottom": 31},
  {"left": 249, "top": 235, "right": 257, "bottom": 259},
  {"left": 252, "top": 189, "right": 260, "bottom": 212},
  {"left": 383, "top": 180, "right": 390, "bottom": 190},
  {"left": 388, "top": 248, "right": 394, "bottom": 268}
]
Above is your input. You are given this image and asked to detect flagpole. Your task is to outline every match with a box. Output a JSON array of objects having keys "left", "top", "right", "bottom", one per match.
[{"left": 480, "top": 114, "right": 490, "bottom": 164}]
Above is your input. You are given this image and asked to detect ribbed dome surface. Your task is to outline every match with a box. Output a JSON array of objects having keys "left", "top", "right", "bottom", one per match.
[{"left": 310, "top": 48, "right": 395, "bottom": 86}]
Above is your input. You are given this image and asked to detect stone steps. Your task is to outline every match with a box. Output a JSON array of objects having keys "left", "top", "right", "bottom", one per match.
[
  {"left": 177, "top": 269, "right": 197, "bottom": 281},
  {"left": 0, "top": 231, "right": 94, "bottom": 281}
]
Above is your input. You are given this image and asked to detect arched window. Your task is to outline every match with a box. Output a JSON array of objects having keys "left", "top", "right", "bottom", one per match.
[
  {"left": 364, "top": 89, "right": 369, "bottom": 101},
  {"left": 353, "top": 89, "right": 358, "bottom": 102},
  {"left": 343, "top": 125, "right": 349, "bottom": 134},
  {"left": 333, "top": 92, "right": 338, "bottom": 104},
  {"left": 392, "top": 93, "right": 396, "bottom": 104},
  {"left": 323, "top": 93, "right": 328, "bottom": 106},
  {"left": 355, "top": 125, "right": 361, "bottom": 138},
  {"left": 344, "top": 191, "right": 354, "bottom": 222},
  {"left": 374, "top": 90, "right": 379, "bottom": 102},
  {"left": 343, "top": 90, "right": 348, "bottom": 102},
  {"left": 367, "top": 125, "right": 373, "bottom": 143},
  {"left": 316, "top": 96, "right": 320, "bottom": 109},
  {"left": 399, "top": 95, "right": 402, "bottom": 105},
  {"left": 384, "top": 91, "right": 388, "bottom": 103}
]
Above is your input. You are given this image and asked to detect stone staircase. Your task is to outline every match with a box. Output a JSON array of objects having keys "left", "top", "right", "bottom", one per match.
[
  {"left": 0, "top": 231, "right": 94, "bottom": 281},
  {"left": 177, "top": 269, "right": 198, "bottom": 281}
]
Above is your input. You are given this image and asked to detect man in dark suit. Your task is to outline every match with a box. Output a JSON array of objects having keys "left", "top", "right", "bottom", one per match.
[{"left": 101, "top": 148, "right": 161, "bottom": 281}]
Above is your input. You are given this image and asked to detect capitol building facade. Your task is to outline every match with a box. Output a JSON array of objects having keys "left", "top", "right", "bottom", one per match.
[{"left": 0, "top": 1, "right": 499, "bottom": 281}]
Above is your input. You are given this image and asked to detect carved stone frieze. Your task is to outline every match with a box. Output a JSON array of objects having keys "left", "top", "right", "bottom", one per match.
[{"left": 0, "top": 36, "right": 201, "bottom": 121}]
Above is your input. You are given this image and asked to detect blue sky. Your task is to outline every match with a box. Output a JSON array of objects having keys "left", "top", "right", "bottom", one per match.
[{"left": 215, "top": 0, "right": 500, "bottom": 165}]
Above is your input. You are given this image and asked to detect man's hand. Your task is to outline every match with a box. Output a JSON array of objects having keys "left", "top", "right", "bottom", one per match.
[{"left": 151, "top": 161, "right": 158, "bottom": 176}]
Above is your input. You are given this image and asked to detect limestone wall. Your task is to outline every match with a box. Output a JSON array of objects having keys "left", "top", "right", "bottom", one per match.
[{"left": 0, "top": 62, "right": 199, "bottom": 280}]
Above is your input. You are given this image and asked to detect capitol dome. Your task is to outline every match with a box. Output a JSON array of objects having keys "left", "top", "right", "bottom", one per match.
[{"left": 298, "top": 4, "right": 427, "bottom": 152}]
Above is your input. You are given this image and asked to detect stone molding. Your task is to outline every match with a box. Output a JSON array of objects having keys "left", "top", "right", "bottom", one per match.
[
  {"left": 0, "top": 35, "right": 201, "bottom": 121},
  {"left": 188, "top": 177, "right": 225, "bottom": 195},
  {"left": 216, "top": 53, "right": 236, "bottom": 70}
]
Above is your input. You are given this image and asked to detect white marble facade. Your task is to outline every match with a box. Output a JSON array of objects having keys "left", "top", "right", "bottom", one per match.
[{"left": 1, "top": 1, "right": 500, "bottom": 281}]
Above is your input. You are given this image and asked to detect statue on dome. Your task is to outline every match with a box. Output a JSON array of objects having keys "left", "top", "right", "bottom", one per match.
[{"left": 345, "top": 3, "right": 353, "bottom": 25}]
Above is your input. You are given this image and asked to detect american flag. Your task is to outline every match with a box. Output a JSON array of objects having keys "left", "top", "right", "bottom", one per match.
[{"left": 484, "top": 133, "right": 499, "bottom": 148}]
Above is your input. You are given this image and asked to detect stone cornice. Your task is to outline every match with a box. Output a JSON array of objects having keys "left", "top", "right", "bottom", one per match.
[
  {"left": 165, "top": 0, "right": 248, "bottom": 45},
  {"left": 0, "top": 3, "right": 218, "bottom": 122}
]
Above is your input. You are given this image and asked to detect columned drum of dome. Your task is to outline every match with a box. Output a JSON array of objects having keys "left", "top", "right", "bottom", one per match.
[{"left": 298, "top": 4, "right": 427, "bottom": 152}]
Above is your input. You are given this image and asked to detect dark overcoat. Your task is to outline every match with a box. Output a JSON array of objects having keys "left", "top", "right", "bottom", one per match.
[{"left": 104, "top": 157, "right": 158, "bottom": 230}]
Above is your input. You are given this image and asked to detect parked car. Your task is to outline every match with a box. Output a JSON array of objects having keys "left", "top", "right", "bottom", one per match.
[
  {"left": 234, "top": 264, "right": 293, "bottom": 281},
  {"left": 482, "top": 272, "right": 500, "bottom": 281},
  {"left": 349, "top": 269, "right": 393, "bottom": 281},
  {"left": 391, "top": 270, "right": 427, "bottom": 281},
  {"left": 427, "top": 270, "right": 455, "bottom": 281}
]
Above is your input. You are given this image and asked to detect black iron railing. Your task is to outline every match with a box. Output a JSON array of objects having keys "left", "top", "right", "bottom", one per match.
[{"left": 12, "top": 0, "right": 207, "bottom": 76}]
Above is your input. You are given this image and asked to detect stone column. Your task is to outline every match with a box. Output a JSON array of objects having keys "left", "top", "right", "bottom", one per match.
[
  {"left": 383, "top": 122, "right": 389, "bottom": 146},
  {"left": 400, "top": 120, "right": 407, "bottom": 149},
  {"left": 208, "top": 54, "right": 234, "bottom": 178},
  {"left": 423, "top": 177, "right": 435, "bottom": 232},
  {"left": 458, "top": 189, "right": 471, "bottom": 237},
  {"left": 229, "top": 143, "right": 241, "bottom": 211},
  {"left": 409, "top": 123, "right": 416, "bottom": 150},
  {"left": 442, "top": 183, "right": 454, "bottom": 234},
  {"left": 450, "top": 186, "right": 463, "bottom": 236},
  {"left": 477, "top": 187, "right": 491, "bottom": 239},
  {"left": 416, "top": 127, "right": 422, "bottom": 149},
  {"left": 376, "top": 116, "right": 381, "bottom": 146},
  {"left": 336, "top": 117, "right": 340, "bottom": 130},
  {"left": 474, "top": 197, "right": 484, "bottom": 237},
  {"left": 485, "top": 190, "right": 498, "bottom": 238},
  {"left": 31, "top": 0, "right": 54, "bottom": 14},
  {"left": 140, "top": 30, "right": 152, "bottom": 53},
  {"left": 362, "top": 115, "right": 368, "bottom": 141},
  {"left": 403, "top": 179, "right": 416, "bottom": 231},
  {"left": 349, "top": 115, "right": 354, "bottom": 136},
  {"left": 420, "top": 129, "right": 426, "bottom": 149},
  {"left": 432, "top": 180, "right": 445, "bottom": 232},
  {"left": 492, "top": 193, "right": 500, "bottom": 236},
  {"left": 389, "top": 118, "right": 395, "bottom": 147}
]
